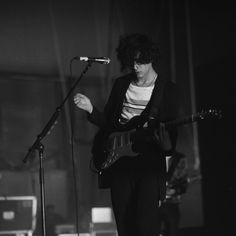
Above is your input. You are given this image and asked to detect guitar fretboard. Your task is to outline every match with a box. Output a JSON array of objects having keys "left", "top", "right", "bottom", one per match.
[{"left": 165, "top": 114, "right": 202, "bottom": 130}]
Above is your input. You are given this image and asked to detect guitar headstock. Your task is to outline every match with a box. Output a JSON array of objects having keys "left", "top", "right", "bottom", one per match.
[{"left": 197, "top": 109, "right": 222, "bottom": 120}]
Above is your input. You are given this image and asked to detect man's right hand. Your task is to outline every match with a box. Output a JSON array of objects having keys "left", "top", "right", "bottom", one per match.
[{"left": 74, "top": 93, "right": 93, "bottom": 114}]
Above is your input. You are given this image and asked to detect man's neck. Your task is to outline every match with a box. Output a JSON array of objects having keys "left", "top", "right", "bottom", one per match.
[{"left": 136, "top": 69, "right": 157, "bottom": 86}]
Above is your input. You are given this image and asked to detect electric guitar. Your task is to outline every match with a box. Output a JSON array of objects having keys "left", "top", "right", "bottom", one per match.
[{"left": 92, "top": 109, "right": 222, "bottom": 171}]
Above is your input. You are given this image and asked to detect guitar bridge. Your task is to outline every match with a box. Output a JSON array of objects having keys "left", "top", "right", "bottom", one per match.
[{"left": 101, "top": 151, "right": 118, "bottom": 169}]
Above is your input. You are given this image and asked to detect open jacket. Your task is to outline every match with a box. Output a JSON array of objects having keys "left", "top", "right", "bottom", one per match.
[{"left": 88, "top": 73, "right": 179, "bottom": 128}]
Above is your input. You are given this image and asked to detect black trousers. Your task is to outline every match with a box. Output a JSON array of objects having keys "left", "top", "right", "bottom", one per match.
[
  {"left": 159, "top": 202, "right": 180, "bottom": 236},
  {"left": 110, "top": 157, "right": 163, "bottom": 236}
]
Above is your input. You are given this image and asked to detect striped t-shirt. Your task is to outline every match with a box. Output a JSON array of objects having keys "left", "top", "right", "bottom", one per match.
[{"left": 120, "top": 83, "right": 155, "bottom": 123}]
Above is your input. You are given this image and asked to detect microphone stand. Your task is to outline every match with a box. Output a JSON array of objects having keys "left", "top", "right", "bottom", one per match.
[{"left": 23, "top": 61, "right": 93, "bottom": 236}]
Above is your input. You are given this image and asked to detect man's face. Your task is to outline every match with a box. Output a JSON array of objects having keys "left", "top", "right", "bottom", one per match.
[{"left": 133, "top": 61, "right": 152, "bottom": 79}]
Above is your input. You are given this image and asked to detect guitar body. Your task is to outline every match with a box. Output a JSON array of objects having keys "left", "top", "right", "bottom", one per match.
[{"left": 91, "top": 115, "right": 148, "bottom": 172}]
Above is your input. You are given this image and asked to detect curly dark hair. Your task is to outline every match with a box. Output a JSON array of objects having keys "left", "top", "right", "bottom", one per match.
[{"left": 116, "top": 33, "right": 159, "bottom": 72}]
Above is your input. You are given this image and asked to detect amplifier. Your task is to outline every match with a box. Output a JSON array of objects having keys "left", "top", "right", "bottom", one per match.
[
  {"left": 90, "top": 207, "right": 117, "bottom": 236},
  {"left": 0, "top": 196, "right": 37, "bottom": 235}
]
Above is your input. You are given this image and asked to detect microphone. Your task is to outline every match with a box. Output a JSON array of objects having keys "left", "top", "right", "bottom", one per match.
[{"left": 73, "top": 56, "right": 111, "bottom": 64}]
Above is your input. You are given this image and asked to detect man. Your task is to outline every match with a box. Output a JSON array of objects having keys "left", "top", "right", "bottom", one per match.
[{"left": 74, "top": 33, "right": 179, "bottom": 236}]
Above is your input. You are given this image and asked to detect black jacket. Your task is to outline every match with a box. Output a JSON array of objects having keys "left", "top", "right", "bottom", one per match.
[{"left": 88, "top": 73, "right": 178, "bottom": 127}]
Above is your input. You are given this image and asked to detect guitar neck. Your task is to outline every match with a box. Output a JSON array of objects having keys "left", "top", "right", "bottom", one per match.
[{"left": 164, "top": 115, "right": 200, "bottom": 130}]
